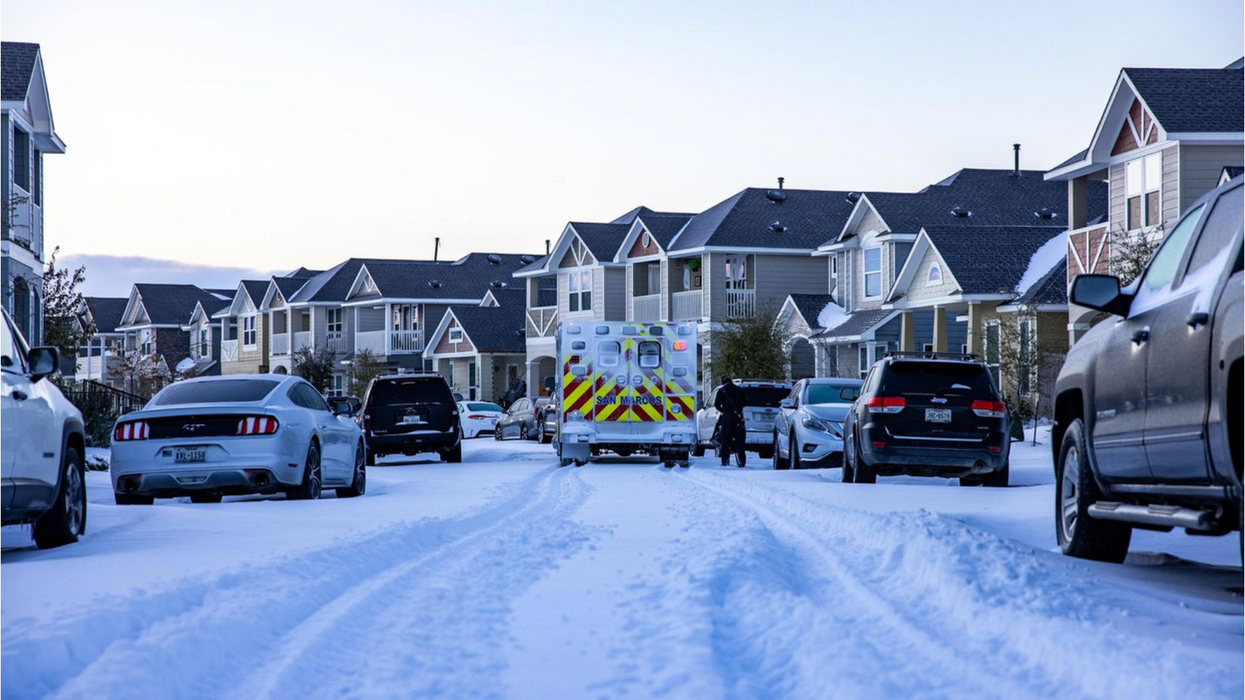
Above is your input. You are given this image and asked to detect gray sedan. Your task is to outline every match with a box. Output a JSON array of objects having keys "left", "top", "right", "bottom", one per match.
[{"left": 772, "top": 378, "right": 863, "bottom": 469}]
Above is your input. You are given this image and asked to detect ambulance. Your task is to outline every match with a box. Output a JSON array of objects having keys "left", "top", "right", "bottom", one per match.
[{"left": 554, "top": 321, "right": 698, "bottom": 467}]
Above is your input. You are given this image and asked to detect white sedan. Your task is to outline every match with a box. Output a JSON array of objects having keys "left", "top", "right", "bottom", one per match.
[
  {"left": 457, "top": 401, "right": 504, "bottom": 438},
  {"left": 772, "top": 378, "right": 863, "bottom": 469},
  {"left": 110, "top": 375, "right": 365, "bottom": 504}
]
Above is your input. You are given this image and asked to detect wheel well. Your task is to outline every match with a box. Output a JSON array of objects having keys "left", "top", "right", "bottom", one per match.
[
  {"left": 66, "top": 431, "right": 85, "bottom": 462},
  {"left": 1052, "top": 389, "right": 1084, "bottom": 463},
  {"left": 1229, "top": 360, "right": 1242, "bottom": 481}
]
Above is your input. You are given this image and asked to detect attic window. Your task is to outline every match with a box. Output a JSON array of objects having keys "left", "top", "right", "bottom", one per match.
[
  {"left": 927, "top": 264, "right": 943, "bottom": 287},
  {"left": 951, "top": 206, "right": 972, "bottom": 219},
  {"left": 449, "top": 327, "right": 463, "bottom": 343},
  {"left": 641, "top": 231, "right": 651, "bottom": 248}
]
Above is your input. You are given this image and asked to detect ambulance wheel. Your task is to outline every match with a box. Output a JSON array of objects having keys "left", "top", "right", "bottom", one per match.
[
  {"left": 663, "top": 460, "right": 675, "bottom": 469},
  {"left": 574, "top": 459, "right": 587, "bottom": 467},
  {"left": 559, "top": 457, "right": 572, "bottom": 467},
  {"left": 692, "top": 443, "right": 705, "bottom": 457}
]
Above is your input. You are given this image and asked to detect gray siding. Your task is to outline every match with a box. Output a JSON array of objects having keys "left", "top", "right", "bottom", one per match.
[
  {"left": 754, "top": 254, "right": 826, "bottom": 314},
  {"left": 603, "top": 267, "right": 626, "bottom": 321},
  {"left": 1179, "top": 144, "right": 1244, "bottom": 212}
]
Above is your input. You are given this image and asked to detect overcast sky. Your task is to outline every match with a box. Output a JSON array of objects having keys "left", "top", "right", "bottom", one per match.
[{"left": 5, "top": 0, "right": 1243, "bottom": 295}]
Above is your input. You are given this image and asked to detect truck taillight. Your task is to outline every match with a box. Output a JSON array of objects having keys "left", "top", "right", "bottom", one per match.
[
  {"left": 865, "top": 397, "right": 905, "bottom": 413},
  {"left": 237, "top": 416, "right": 280, "bottom": 435},
  {"left": 114, "top": 421, "right": 149, "bottom": 441},
  {"left": 971, "top": 400, "right": 1006, "bottom": 418}
]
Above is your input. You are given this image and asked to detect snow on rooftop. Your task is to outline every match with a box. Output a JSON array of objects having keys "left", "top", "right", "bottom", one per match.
[
  {"left": 816, "top": 300, "right": 849, "bottom": 330},
  {"left": 175, "top": 357, "right": 196, "bottom": 373},
  {"left": 1015, "top": 232, "right": 1067, "bottom": 295}
]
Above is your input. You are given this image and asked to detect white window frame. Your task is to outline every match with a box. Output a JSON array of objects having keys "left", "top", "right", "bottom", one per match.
[
  {"left": 926, "top": 264, "right": 942, "bottom": 287},
  {"left": 330, "top": 374, "right": 345, "bottom": 397},
  {"left": 242, "top": 315, "right": 258, "bottom": 348},
  {"left": 391, "top": 304, "right": 418, "bottom": 332},
  {"left": 448, "top": 326, "right": 463, "bottom": 343},
  {"left": 198, "top": 326, "right": 211, "bottom": 358},
  {"left": 140, "top": 328, "right": 153, "bottom": 355},
  {"left": 862, "top": 246, "right": 883, "bottom": 299},
  {"left": 325, "top": 307, "right": 343, "bottom": 338},
  {"left": 641, "top": 231, "right": 651, "bottom": 248},
  {"left": 922, "top": 343, "right": 935, "bottom": 353},
  {"left": 568, "top": 269, "right": 592, "bottom": 313},
  {"left": 1126, "top": 153, "right": 1162, "bottom": 231}
]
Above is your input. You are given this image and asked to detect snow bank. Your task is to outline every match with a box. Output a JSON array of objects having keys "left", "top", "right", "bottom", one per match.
[
  {"left": 816, "top": 301, "right": 849, "bottom": 331},
  {"left": 1015, "top": 231, "right": 1067, "bottom": 295}
]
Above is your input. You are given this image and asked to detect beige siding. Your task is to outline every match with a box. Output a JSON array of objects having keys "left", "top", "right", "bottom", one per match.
[
  {"left": 754, "top": 254, "right": 826, "bottom": 313},
  {"left": 1179, "top": 143, "right": 1244, "bottom": 212},
  {"left": 905, "top": 245, "right": 958, "bottom": 302},
  {"left": 856, "top": 207, "right": 889, "bottom": 234}
]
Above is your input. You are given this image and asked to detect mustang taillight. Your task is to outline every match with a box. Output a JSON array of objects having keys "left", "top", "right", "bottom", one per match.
[
  {"left": 114, "top": 421, "right": 149, "bottom": 441},
  {"left": 971, "top": 400, "right": 1007, "bottom": 418},
  {"left": 865, "top": 396, "right": 906, "bottom": 413},
  {"left": 237, "top": 416, "right": 280, "bottom": 435}
]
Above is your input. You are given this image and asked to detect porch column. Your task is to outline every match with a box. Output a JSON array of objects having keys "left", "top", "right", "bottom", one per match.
[
  {"left": 932, "top": 306, "right": 948, "bottom": 353},
  {"left": 384, "top": 303, "right": 392, "bottom": 355},
  {"left": 966, "top": 302, "right": 982, "bottom": 356},
  {"left": 899, "top": 311, "right": 915, "bottom": 352}
]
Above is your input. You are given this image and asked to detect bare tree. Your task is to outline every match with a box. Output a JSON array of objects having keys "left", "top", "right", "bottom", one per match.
[
  {"left": 996, "top": 304, "right": 1066, "bottom": 444},
  {"left": 1108, "top": 222, "right": 1163, "bottom": 286},
  {"left": 42, "top": 247, "right": 94, "bottom": 369}
]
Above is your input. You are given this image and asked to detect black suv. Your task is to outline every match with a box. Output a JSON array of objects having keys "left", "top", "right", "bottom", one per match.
[
  {"left": 360, "top": 374, "right": 462, "bottom": 464},
  {"left": 843, "top": 352, "right": 1010, "bottom": 486},
  {"left": 1053, "top": 177, "right": 1243, "bottom": 563}
]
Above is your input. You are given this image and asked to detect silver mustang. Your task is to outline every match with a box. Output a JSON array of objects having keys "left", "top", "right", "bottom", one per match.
[{"left": 110, "top": 375, "right": 365, "bottom": 504}]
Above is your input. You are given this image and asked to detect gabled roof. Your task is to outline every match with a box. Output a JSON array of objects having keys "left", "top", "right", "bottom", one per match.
[
  {"left": 669, "top": 187, "right": 857, "bottom": 252},
  {"left": 831, "top": 169, "right": 1105, "bottom": 244},
  {"left": 915, "top": 225, "right": 1066, "bottom": 296},
  {"left": 346, "top": 253, "right": 536, "bottom": 303},
  {"left": 84, "top": 296, "right": 128, "bottom": 334},
  {"left": 610, "top": 206, "right": 697, "bottom": 225},
  {"left": 445, "top": 304, "right": 527, "bottom": 353},
  {"left": 290, "top": 258, "right": 417, "bottom": 304},
  {"left": 1123, "top": 66, "right": 1244, "bottom": 134},
  {"left": 126, "top": 284, "right": 224, "bottom": 327},
  {"left": 187, "top": 297, "right": 230, "bottom": 327},
  {"left": 1015, "top": 257, "right": 1068, "bottom": 306},
  {"left": 813, "top": 308, "right": 899, "bottom": 342},
  {"left": 785, "top": 294, "right": 838, "bottom": 332},
  {"left": 1, "top": 42, "right": 39, "bottom": 101},
  {"left": 565, "top": 222, "right": 632, "bottom": 262}
]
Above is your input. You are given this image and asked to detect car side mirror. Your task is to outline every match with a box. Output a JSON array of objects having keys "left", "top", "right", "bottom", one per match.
[
  {"left": 1070, "top": 274, "right": 1131, "bottom": 316},
  {"left": 779, "top": 398, "right": 795, "bottom": 409},
  {"left": 329, "top": 398, "right": 355, "bottom": 417},
  {"left": 27, "top": 347, "right": 59, "bottom": 382}
]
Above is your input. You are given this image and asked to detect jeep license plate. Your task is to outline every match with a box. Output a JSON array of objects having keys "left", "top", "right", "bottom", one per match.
[
  {"left": 175, "top": 448, "right": 207, "bottom": 463},
  {"left": 925, "top": 409, "right": 951, "bottom": 423}
]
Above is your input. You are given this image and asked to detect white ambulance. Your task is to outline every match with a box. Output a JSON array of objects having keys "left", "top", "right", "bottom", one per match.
[{"left": 554, "top": 321, "right": 698, "bottom": 467}]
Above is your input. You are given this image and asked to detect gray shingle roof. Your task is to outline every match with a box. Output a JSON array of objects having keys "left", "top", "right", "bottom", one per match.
[
  {"left": 273, "top": 275, "right": 310, "bottom": 299},
  {"left": 923, "top": 225, "right": 1066, "bottom": 296},
  {"left": 610, "top": 206, "right": 697, "bottom": 225},
  {"left": 240, "top": 280, "right": 270, "bottom": 306},
  {"left": 568, "top": 222, "right": 632, "bottom": 262},
  {"left": 514, "top": 254, "right": 548, "bottom": 275},
  {"left": 855, "top": 169, "right": 1107, "bottom": 236},
  {"left": 291, "top": 258, "right": 421, "bottom": 304},
  {"left": 1015, "top": 257, "right": 1068, "bottom": 306},
  {"left": 353, "top": 253, "right": 536, "bottom": 302},
  {"left": 813, "top": 308, "right": 896, "bottom": 341},
  {"left": 451, "top": 304, "right": 527, "bottom": 353},
  {"left": 1124, "top": 66, "right": 1244, "bottom": 133},
  {"left": 1, "top": 42, "right": 38, "bottom": 102},
  {"left": 635, "top": 214, "right": 692, "bottom": 250},
  {"left": 84, "top": 296, "right": 127, "bottom": 334},
  {"left": 133, "top": 284, "right": 224, "bottom": 325},
  {"left": 670, "top": 188, "right": 857, "bottom": 251},
  {"left": 787, "top": 293, "right": 837, "bottom": 331}
]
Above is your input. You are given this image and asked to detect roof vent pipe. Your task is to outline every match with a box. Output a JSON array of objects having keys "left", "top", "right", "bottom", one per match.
[
  {"left": 545, "top": 239, "right": 551, "bottom": 255},
  {"left": 778, "top": 177, "right": 785, "bottom": 190},
  {"left": 434, "top": 237, "right": 440, "bottom": 262},
  {"left": 1013, "top": 144, "right": 1021, "bottom": 176}
]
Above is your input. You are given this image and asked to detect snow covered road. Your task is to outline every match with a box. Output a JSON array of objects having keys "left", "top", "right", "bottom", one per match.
[{"left": 3, "top": 434, "right": 1241, "bottom": 699}]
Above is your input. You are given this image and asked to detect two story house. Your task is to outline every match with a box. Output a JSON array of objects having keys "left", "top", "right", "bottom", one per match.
[
  {"left": 2, "top": 42, "right": 66, "bottom": 345},
  {"left": 116, "top": 284, "right": 230, "bottom": 394},
  {"left": 181, "top": 295, "right": 230, "bottom": 377},
  {"left": 217, "top": 280, "right": 277, "bottom": 376},
  {"left": 1045, "top": 58, "right": 1243, "bottom": 343},
  {"left": 423, "top": 288, "right": 527, "bottom": 401},
  {"left": 75, "top": 296, "right": 127, "bottom": 385}
]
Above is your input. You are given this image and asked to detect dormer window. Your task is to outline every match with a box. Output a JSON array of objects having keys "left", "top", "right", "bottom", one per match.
[
  {"left": 863, "top": 247, "right": 883, "bottom": 299},
  {"left": 927, "top": 264, "right": 943, "bottom": 287}
]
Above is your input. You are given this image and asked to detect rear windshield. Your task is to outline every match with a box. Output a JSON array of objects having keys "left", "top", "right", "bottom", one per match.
[
  {"left": 154, "top": 379, "right": 279, "bottom": 405},
  {"left": 368, "top": 378, "right": 454, "bottom": 406},
  {"left": 466, "top": 402, "right": 502, "bottom": 412},
  {"left": 881, "top": 362, "right": 995, "bottom": 397},
  {"left": 743, "top": 386, "right": 790, "bottom": 408},
  {"left": 805, "top": 383, "right": 860, "bottom": 405}
]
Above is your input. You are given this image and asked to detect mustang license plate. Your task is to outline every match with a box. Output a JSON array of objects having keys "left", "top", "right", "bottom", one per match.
[
  {"left": 925, "top": 408, "right": 952, "bottom": 423},
  {"left": 175, "top": 448, "right": 207, "bottom": 463}
]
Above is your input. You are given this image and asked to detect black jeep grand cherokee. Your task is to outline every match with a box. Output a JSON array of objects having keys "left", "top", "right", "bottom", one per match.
[{"left": 361, "top": 374, "right": 462, "bottom": 464}]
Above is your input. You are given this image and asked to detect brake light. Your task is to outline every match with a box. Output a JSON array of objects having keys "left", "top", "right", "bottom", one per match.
[
  {"left": 467, "top": 414, "right": 488, "bottom": 420},
  {"left": 971, "top": 400, "right": 1006, "bottom": 418},
  {"left": 866, "top": 396, "right": 905, "bottom": 413},
  {"left": 237, "top": 416, "right": 280, "bottom": 435},
  {"left": 114, "top": 421, "right": 149, "bottom": 441}
]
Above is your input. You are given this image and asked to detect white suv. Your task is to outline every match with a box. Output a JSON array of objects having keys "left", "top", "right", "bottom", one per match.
[{"left": 1, "top": 308, "right": 87, "bottom": 548}]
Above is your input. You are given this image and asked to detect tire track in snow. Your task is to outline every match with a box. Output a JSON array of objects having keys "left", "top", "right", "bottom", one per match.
[
  {"left": 18, "top": 463, "right": 560, "bottom": 700},
  {"left": 226, "top": 466, "right": 593, "bottom": 699},
  {"left": 677, "top": 469, "right": 1243, "bottom": 699}
]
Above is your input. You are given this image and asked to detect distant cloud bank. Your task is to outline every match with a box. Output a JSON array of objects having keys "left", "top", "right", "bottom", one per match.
[{"left": 60, "top": 254, "right": 284, "bottom": 298}]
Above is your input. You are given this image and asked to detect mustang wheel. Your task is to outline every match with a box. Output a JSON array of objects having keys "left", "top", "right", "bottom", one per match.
[
  {"left": 338, "top": 443, "right": 367, "bottom": 498},
  {"left": 288, "top": 442, "right": 322, "bottom": 500}
]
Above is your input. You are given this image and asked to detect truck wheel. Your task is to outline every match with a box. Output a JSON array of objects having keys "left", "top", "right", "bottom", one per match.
[
  {"left": 1056, "top": 419, "right": 1131, "bottom": 563},
  {"left": 34, "top": 448, "right": 86, "bottom": 549},
  {"left": 365, "top": 447, "right": 377, "bottom": 466},
  {"left": 692, "top": 442, "right": 705, "bottom": 457}
]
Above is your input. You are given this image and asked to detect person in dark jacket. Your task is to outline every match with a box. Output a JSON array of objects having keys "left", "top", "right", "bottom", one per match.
[{"left": 714, "top": 375, "right": 747, "bottom": 468}]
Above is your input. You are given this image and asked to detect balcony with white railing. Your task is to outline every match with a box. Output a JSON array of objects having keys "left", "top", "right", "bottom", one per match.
[
  {"left": 631, "top": 294, "right": 661, "bottom": 322},
  {"left": 221, "top": 339, "right": 239, "bottom": 362},
  {"left": 671, "top": 290, "right": 702, "bottom": 321},
  {"left": 356, "top": 329, "right": 424, "bottom": 356},
  {"left": 270, "top": 333, "right": 289, "bottom": 356},
  {"left": 726, "top": 289, "right": 756, "bottom": 319}
]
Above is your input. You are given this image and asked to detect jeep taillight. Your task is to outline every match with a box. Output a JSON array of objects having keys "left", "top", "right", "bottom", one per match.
[
  {"left": 237, "top": 416, "right": 279, "bottom": 435},
  {"left": 865, "top": 397, "right": 905, "bottom": 413},
  {"left": 114, "top": 421, "right": 149, "bottom": 441},
  {"left": 971, "top": 400, "right": 1006, "bottom": 418}
]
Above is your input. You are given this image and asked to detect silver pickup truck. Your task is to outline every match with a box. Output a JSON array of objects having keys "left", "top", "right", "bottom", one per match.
[{"left": 1052, "top": 176, "right": 1243, "bottom": 563}]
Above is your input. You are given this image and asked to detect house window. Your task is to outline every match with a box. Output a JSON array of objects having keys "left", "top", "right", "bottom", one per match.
[
  {"left": 468, "top": 361, "right": 477, "bottom": 400},
  {"left": 13, "top": 127, "right": 30, "bottom": 191},
  {"left": 646, "top": 264, "right": 661, "bottom": 295},
  {"left": 330, "top": 374, "right": 345, "bottom": 397},
  {"left": 568, "top": 270, "right": 592, "bottom": 312},
  {"left": 199, "top": 327, "right": 210, "bottom": 358},
  {"left": 32, "top": 151, "right": 41, "bottom": 206},
  {"left": 863, "top": 247, "right": 883, "bottom": 298},
  {"left": 859, "top": 345, "right": 869, "bottom": 379},
  {"left": 140, "top": 329, "right": 153, "bottom": 355},
  {"left": 1018, "top": 318, "right": 1034, "bottom": 396},
  {"left": 326, "top": 308, "right": 343, "bottom": 337},
  {"left": 242, "top": 315, "right": 257, "bottom": 347},
  {"left": 392, "top": 304, "right": 418, "bottom": 331},
  {"left": 641, "top": 231, "right": 651, "bottom": 248},
  {"left": 449, "top": 326, "right": 463, "bottom": 343},
  {"left": 927, "top": 264, "right": 942, "bottom": 286},
  {"left": 984, "top": 321, "right": 1001, "bottom": 387},
  {"left": 1126, "top": 153, "right": 1162, "bottom": 231}
]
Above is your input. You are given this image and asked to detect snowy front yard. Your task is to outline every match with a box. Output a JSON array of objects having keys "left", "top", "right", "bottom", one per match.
[{"left": 2, "top": 433, "right": 1241, "bottom": 699}]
